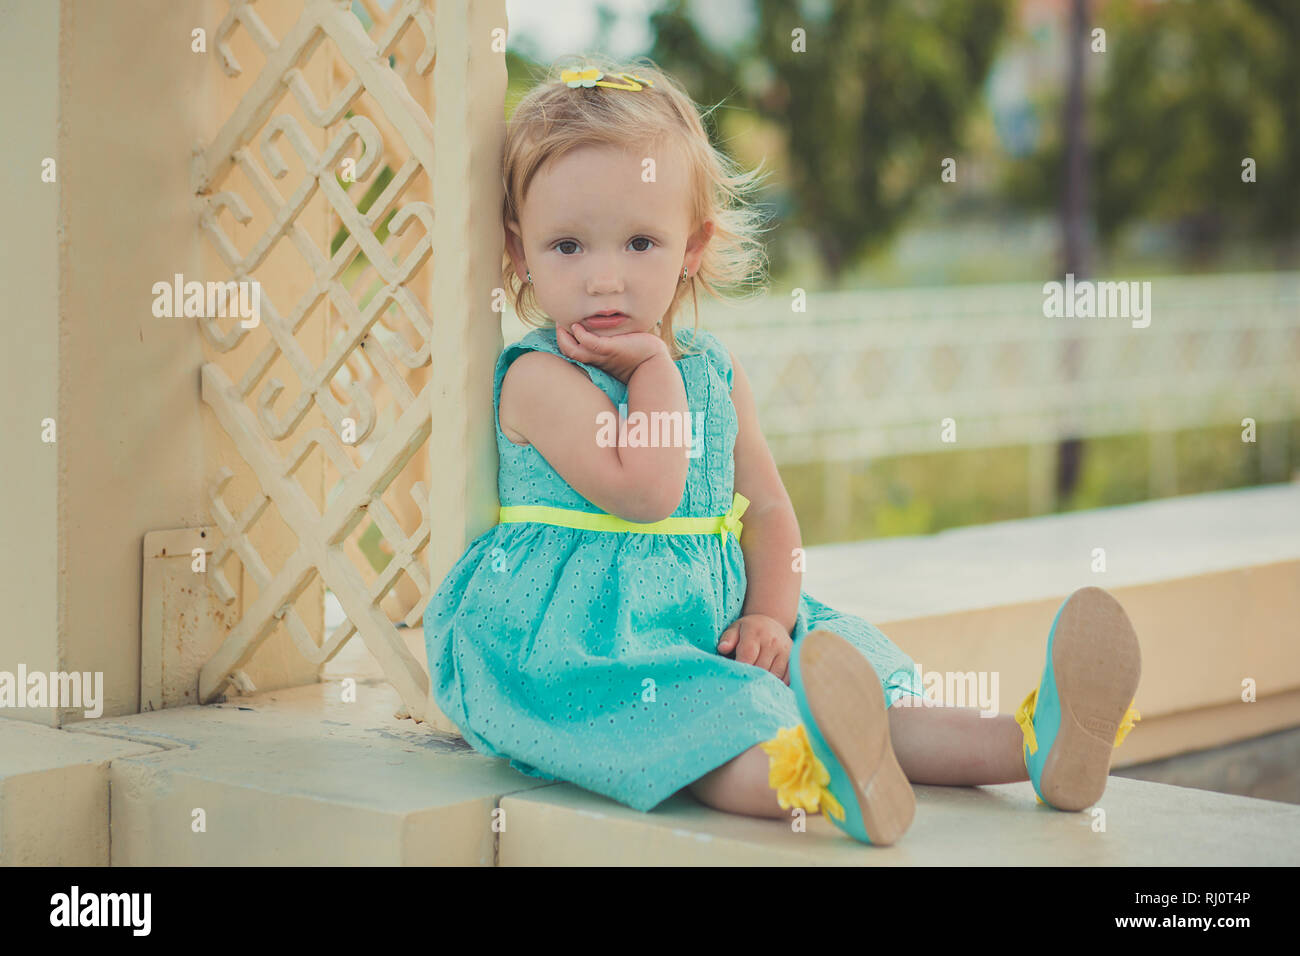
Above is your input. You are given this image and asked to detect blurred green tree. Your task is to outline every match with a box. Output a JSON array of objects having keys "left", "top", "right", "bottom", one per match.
[
  {"left": 1004, "top": 0, "right": 1299, "bottom": 264},
  {"left": 647, "top": 0, "right": 1015, "bottom": 284}
]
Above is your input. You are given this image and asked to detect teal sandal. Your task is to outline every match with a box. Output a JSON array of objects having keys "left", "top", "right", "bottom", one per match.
[
  {"left": 763, "top": 629, "right": 915, "bottom": 845},
  {"left": 1015, "top": 587, "right": 1142, "bottom": 811}
]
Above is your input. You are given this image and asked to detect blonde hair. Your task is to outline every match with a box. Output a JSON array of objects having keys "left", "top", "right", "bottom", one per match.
[{"left": 502, "top": 54, "right": 773, "bottom": 360}]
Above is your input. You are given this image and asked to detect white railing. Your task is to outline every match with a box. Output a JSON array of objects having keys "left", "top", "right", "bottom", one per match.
[{"left": 695, "top": 271, "right": 1299, "bottom": 475}]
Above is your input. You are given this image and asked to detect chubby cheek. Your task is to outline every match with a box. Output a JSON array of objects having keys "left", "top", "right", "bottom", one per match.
[
  {"left": 536, "top": 282, "right": 577, "bottom": 318},
  {"left": 636, "top": 264, "right": 679, "bottom": 305}
]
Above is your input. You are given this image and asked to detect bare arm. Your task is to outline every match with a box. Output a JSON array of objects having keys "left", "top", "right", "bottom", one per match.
[
  {"left": 498, "top": 346, "right": 689, "bottom": 523},
  {"left": 729, "top": 348, "right": 802, "bottom": 635}
]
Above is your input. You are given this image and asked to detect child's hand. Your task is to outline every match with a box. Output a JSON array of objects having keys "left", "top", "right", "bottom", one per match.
[
  {"left": 717, "top": 614, "right": 793, "bottom": 684},
  {"left": 557, "top": 321, "right": 669, "bottom": 384}
]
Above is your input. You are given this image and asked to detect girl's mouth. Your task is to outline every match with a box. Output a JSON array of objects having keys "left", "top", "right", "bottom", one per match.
[{"left": 583, "top": 312, "right": 627, "bottom": 328}]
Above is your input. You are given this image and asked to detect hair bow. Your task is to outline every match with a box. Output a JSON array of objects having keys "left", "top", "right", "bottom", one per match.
[{"left": 560, "top": 67, "right": 655, "bottom": 91}]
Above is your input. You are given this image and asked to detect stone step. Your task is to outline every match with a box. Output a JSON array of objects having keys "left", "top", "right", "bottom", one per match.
[
  {"left": 4, "top": 677, "right": 1289, "bottom": 865},
  {"left": 56, "top": 682, "right": 550, "bottom": 866},
  {"left": 498, "top": 774, "right": 1300, "bottom": 866},
  {"left": 0, "top": 721, "right": 163, "bottom": 865}
]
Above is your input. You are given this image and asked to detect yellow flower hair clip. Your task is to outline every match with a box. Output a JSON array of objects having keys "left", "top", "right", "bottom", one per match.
[{"left": 561, "top": 66, "right": 655, "bottom": 91}]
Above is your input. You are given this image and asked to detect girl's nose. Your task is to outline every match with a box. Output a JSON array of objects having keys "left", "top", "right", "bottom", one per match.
[{"left": 587, "top": 275, "right": 624, "bottom": 293}]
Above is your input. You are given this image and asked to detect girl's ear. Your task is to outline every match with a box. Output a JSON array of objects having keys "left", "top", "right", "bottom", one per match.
[
  {"left": 684, "top": 219, "right": 715, "bottom": 273},
  {"left": 504, "top": 221, "right": 527, "bottom": 282}
]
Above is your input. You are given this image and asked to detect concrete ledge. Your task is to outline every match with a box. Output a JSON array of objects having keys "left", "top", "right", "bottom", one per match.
[
  {"left": 62, "top": 682, "right": 553, "bottom": 865},
  {"left": 798, "top": 483, "right": 1300, "bottom": 763},
  {"left": 802, "top": 483, "right": 1300, "bottom": 620},
  {"left": 0, "top": 720, "right": 163, "bottom": 865},
  {"left": 68, "top": 675, "right": 1300, "bottom": 866},
  {"left": 499, "top": 777, "right": 1300, "bottom": 866},
  {"left": 10, "top": 671, "right": 1300, "bottom": 865}
]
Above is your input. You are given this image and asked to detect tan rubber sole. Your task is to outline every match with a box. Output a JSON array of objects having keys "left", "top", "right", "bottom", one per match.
[
  {"left": 1040, "top": 587, "right": 1142, "bottom": 811},
  {"left": 800, "top": 629, "right": 916, "bottom": 845}
]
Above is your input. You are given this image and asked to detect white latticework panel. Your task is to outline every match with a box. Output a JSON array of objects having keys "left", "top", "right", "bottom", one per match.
[{"left": 192, "top": 0, "right": 504, "bottom": 727}]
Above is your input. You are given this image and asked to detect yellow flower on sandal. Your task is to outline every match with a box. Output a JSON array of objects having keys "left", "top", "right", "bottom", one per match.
[
  {"left": 1015, "top": 688, "right": 1041, "bottom": 754},
  {"left": 1015, "top": 686, "right": 1142, "bottom": 805},
  {"left": 1016, "top": 687, "right": 1142, "bottom": 754},
  {"left": 1114, "top": 703, "right": 1141, "bottom": 746},
  {"left": 759, "top": 724, "right": 846, "bottom": 822}
]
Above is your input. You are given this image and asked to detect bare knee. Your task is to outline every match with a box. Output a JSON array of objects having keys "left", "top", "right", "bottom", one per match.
[
  {"left": 687, "top": 768, "right": 722, "bottom": 804},
  {"left": 688, "top": 745, "right": 750, "bottom": 801},
  {"left": 687, "top": 744, "right": 786, "bottom": 819}
]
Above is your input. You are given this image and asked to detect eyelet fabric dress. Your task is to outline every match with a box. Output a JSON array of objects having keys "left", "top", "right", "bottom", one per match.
[{"left": 422, "top": 324, "right": 924, "bottom": 812}]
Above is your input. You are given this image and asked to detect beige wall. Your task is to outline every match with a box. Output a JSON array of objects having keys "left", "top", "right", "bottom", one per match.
[
  {"left": 1, "top": 0, "right": 323, "bottom": 726},
  {"left": 0, "top": 0, "right": 63, "bottom": 727},
  {"left": 59, "top": 0, "right": 217, "bottom": 723}
]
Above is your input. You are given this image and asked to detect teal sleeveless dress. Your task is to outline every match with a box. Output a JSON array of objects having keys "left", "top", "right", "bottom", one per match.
[{"left": 422, "top": 324, "right": 923, "bottom": 812}]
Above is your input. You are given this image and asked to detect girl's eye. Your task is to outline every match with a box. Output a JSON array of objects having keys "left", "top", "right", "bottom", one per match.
[{"left": 553, "top": 238, "right": 655, "bottom": 255}]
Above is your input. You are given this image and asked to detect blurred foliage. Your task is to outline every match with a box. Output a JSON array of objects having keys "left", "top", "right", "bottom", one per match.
[
  {"left": 1003, "top": 0, "right": 1299, "bottom": 261},
  {"left": 329, "top": 161, "right": 397, "bottom": 258},
  {"left": 782, "top": 417, "right": 1299, "bottom": 544},
  {"left": 646, "top": 0, "right": 1015, "bottom": 283},
  {"left": 357, "top": 518, "right": 397, "bottom": 574}
]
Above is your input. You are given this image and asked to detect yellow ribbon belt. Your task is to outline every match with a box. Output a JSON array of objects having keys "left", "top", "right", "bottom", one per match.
[{"left": 499, "top": 491, "right": 751, "bottom": 548}]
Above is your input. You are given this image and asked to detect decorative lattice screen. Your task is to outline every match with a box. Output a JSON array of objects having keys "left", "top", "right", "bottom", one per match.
[{"left": 191, "top": 0, "right": 504, "bottom": 730}]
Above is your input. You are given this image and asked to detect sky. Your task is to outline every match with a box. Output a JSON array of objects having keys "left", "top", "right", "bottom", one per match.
[
  {"left": 502, "top": 0, "right": 755, "bottom": 62},
  {"left": 363, "top": 0, "right": 757, "bottom": 63}
]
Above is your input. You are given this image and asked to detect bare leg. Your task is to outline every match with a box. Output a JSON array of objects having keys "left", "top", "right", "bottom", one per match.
[
  {"left": 688, "top": 685, "right": 1031, "bottom": 817},
  {"left": 687, "top": 744, "right": 790, "bottom": 819},
  {"left": 886, "top": 694, "right": 1028, "bottom": 785}
]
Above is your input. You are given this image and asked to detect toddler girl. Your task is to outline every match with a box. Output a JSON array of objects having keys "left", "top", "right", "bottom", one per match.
[{"left": 422, "top": 57, "right": 1142, "bottom": 845}]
